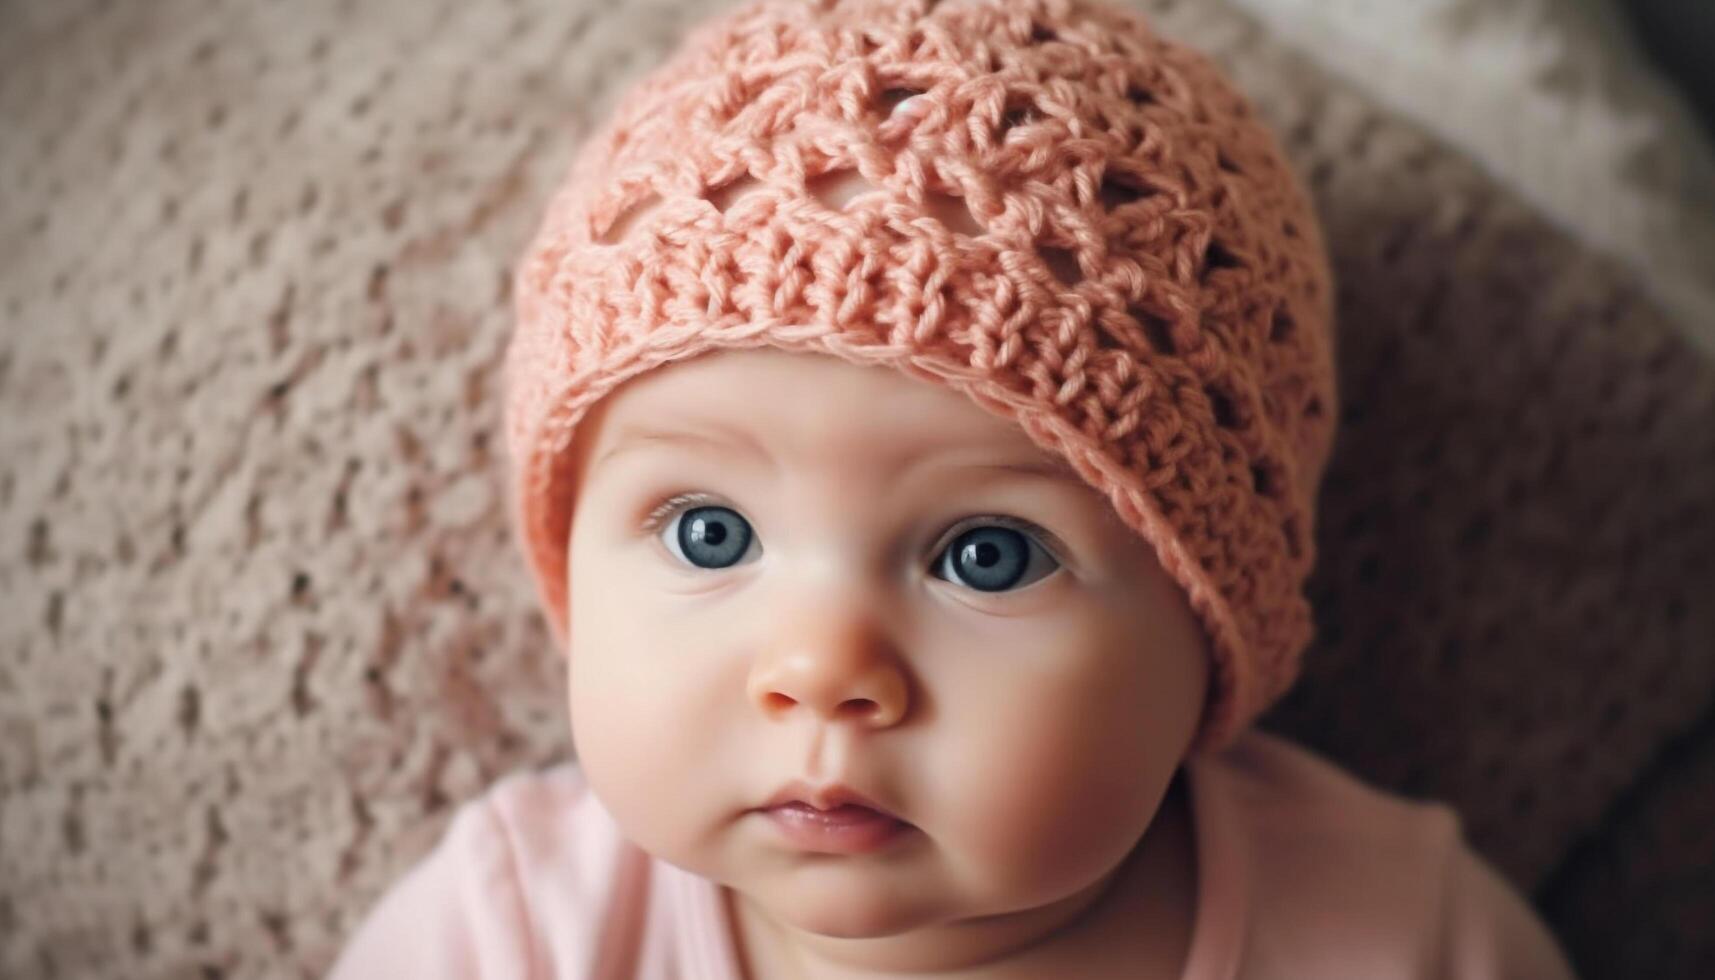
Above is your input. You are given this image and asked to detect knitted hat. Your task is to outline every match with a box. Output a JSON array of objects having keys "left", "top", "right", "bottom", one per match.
[{"left": 504, "top": 0, "right": 1338, "bottom": 754}]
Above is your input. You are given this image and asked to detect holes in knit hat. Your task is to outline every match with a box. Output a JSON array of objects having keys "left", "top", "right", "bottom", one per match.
[
  {"left": 999, "top": 96, "right": 1041, "bottom": 135},
  {"left": 1200, "top": 239, "right": 1242, "bottom": 282},
  {"left": 807, "top": 168, "right": 879, "bottom": 211},
  {"left": 1269, "top": 305, "right": 1296, "bottom": 343},
  {"left": 1216, "top": 151, "right": 1242, "bottom": 175},
  {"left": 1125, "top": 84, "right": 1157, "bottom": 106},
  {"left": 1039, "top": 246, "right": 1082, "bottom": 286},
  {"left": 1251, "top": 457, "right": 1283, "bottom": 499},
  {"left": 1126, "top": 307, "right": 1177, "bottom": 354},
  {"left": 597, "top": 191, "right": 662, "bottom": 244},
  {"left": 706, "top": 174, "right": 763, "bottom": 213},
  {"left": 878, "top": 87, "right": 926, "bottom": 115},
  {"left": 1206, "top": 385, "right": 1238, "bottom": 429},
  {"left": 1030, "top": 21, "right": 1057, "bottom": 43},
  {"left": 924, "top": 191, "right": 983, "bottom": 235},
  {"left": 1099, "top": 173, "right": 1151, "bottom": 210}
]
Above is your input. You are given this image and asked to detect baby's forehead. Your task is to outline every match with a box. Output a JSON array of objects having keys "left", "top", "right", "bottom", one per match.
[
  {"left": 580, "top": 348, "right": 1076, "bottom": 478},
  {"left": 586, "top": 412, "right": 1081, "bottom": 489}
]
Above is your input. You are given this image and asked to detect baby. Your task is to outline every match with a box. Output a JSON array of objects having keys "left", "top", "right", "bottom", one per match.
[{"left": 329, "top": 0, "right": 1580, "bottom": 976}]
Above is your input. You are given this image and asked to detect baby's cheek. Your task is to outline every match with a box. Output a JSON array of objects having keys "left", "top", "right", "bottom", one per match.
[
  {"left": 937, "top": 677, "right": 1152, "bottom": 902},
  {"left": 568, "top": 655, "right": 684, "bottom": 835}
]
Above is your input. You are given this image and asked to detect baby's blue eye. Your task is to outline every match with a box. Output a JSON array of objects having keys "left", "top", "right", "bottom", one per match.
[
  {"left": 665, "top": 504, "right": 755, "bottom": 570},
  {"left": 649, "top": 497, "right": 1061, "bottom": 593},
  {"left": 934, "top": 525, "right": 1058, "bottom": 592}
]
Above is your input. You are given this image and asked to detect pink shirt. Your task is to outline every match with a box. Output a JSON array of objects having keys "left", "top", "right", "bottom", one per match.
[{"left": 327, "top": 730, "right": 1578, "bottom": 979}]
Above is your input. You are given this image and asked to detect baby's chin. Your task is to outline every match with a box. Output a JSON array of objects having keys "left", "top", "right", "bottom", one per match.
[
  {"left": 771, "top": 861, "right": 960, "bottom": 933},
  {"left": 740, "top": 854, "right": 1087, "bottom": 945},
  {"left": 635, "top": 836, "right": 932, "bottom": 939},
  {"left": 737, "top": 869, "right": 944, "bottom": 938}
]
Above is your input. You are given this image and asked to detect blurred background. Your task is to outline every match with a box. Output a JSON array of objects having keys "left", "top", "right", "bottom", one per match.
[
  {"left": 2, "top": 0, "right": 1712, "bottom": 977},
  {"left": 1625, "top": 0, "right": 1715, "bottom": 139}
]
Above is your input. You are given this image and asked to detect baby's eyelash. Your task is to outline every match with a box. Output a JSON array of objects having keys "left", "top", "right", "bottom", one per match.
[
  {"left": 637, "top": 491, "right": 1068, "bottom": 562},
  {"left": 640, "top": 491, "right": 723, "bottom": 533}
]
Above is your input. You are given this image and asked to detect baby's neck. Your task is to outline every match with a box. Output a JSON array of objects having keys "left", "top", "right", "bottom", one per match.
[{"left": 725, "top": 772, "right": 1197, "bottom": 980}]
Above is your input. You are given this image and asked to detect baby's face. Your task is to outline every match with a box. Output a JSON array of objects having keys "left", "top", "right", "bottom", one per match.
[{"left": 562, "top": 346, "right": 1208, "bottom": 939}]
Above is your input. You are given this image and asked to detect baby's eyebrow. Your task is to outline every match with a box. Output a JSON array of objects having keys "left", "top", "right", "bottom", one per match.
[
  {"left": 596, "top": 423, "right": 1082, "bottom": 485},
  {"left": 596, "top": 424, "right": 768, "bottom": 470},
  {"left": 946, "top": 457, "right": 1081, "bottom": 484}
]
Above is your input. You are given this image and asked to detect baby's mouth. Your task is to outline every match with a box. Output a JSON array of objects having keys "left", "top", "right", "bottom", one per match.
[
  {"left": 752, "top": 780, "right": 914, "bottom": 854},
  {"left": 758, "top": 801, "right": 913, "bottom": 854},
  {"left": 756, "top": 780, "right": 903, "bottom": 820}
]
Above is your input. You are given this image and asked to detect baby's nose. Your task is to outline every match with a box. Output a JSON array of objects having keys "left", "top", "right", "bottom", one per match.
[{"left": 745, "top": 604, "right": 909, "bottom": 728}]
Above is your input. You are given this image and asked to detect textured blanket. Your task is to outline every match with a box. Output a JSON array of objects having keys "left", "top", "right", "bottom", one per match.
[{"left": 2, "top": 0, "right": 1712, "bottom": 977}]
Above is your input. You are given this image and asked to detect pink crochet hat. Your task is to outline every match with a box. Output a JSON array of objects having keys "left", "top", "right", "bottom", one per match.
[{"left": 504, "top": 0, "right": 1338, "bottom": 754}]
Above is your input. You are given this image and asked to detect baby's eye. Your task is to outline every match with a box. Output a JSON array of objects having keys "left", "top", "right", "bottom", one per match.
[
  {"left": 653, "top": 501, "right": 758, "bottom": 570},
  {"left": 931, "top": 522, "right": 1060, "bottom": 593}
]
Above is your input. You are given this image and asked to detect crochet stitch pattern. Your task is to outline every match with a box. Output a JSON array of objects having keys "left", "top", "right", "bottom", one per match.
[{"left": 504, "top": 0, "right": 1338, "bottom": 753}]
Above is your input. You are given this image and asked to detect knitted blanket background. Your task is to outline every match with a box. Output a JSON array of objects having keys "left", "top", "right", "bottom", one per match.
[{"left": 2, "top": 0, "right": 1712, "bottom": 977}]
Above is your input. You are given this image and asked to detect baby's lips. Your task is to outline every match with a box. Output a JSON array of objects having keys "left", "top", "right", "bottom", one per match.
[{"left": 757, "top": 779, "right": 908, "bottom": 824}]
